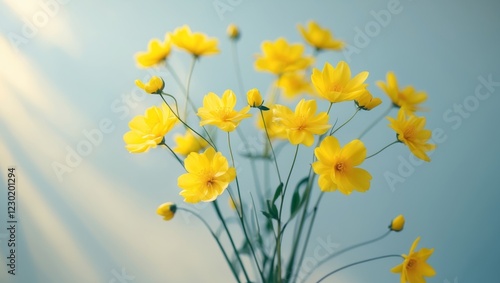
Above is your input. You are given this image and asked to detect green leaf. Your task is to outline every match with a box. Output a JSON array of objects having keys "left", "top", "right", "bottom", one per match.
[
  {"left": 290, "top": 191, "right": 300, "bottom": 217},
  {"left": 272, "top": 182, "right": 284, "bottom": 203},
  {"left": 261, "top": 210, "right": 273, "bottom": 220}
]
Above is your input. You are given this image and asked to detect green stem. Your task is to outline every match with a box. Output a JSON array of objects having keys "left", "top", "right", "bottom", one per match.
[
  {"left": 276, "top": 145, "right": 300, "bottom": 282},
  {"left": 227, "top": 133, "right": 266, "bottom": 282},
  {"left": 358, "top": 104, "right": 393, "bottom": 139},
  {"left": 212, "top": 201, "right": 251, "bottom": 283},
  {"left": 260, "top": 110, "right": 283, "bottom": 184},
  {"left": 231, "top": 40, "right": 245, "bottom": 96},
  {"left": 177, "top": 207, "right": 241, "bottom": 283},
  {"left": 183, "top": 56, "right": 197, "bottom": 121},
  {"left": 285, "top": 167, "right": 316, "bottom": 281},
  {"left": 301, "top": 230, "right": 391, "bottom": 282},
  {"left": 365, "top": 140, "right": 399, "bottom": 159},
  {"left": 159, "top": 92, "right": 217, "bottom": 150},
  {"left": 293, "top": 192, "right": 324, "bottom": 281},
  {"left": 330, "top": 108, "right": 360, "bottom": 136},
  {"left": 316, "top": 254, "right": 403, "bottom": 283},
  {"left": 159, "top": 141, "right": 183, "bottom": 166}
]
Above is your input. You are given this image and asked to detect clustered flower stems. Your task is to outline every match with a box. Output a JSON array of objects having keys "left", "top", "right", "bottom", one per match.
[{"left": 127, "top": 22, "right": 437, "bottom": 283}]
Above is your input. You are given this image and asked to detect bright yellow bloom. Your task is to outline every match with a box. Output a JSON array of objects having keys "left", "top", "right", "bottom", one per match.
[
  {"left": 388, "top": 109, "right": 436, "bottom": 162},
  {"left": 355, "top": 90, "right": 382, "bottom": 110},
  {"left": 135, "top": 36, "right": 171, "bottom": 68},
  {"left": 123, "top": 103, "right": 178, "bottom": 153},
  {"left": 255, "top": 38, "right": 314, "bottom": 75},
  {"left": 377, "top": 72, "right": 427, "bottom": 114},
  {"left": 277, "top": 72, "right": 314, "bottom": 99},
  {"left": 391, "top": 237, "right": 436, "bottom": 283},
  {"left": 156, "top": 202, "right": 177, "bottom": 221},
  {"left": 197, "top": 89, "right": 251, "bottom": 132},
  {"left": 135, "top": 76, "right": 164, "bottom": 94},
  {"left": 173, "top": 130, "right": 208, "bottom": 156},
  {"left": 311, "top": 61, "right": 369, "bottom": 103},
  {"left": 390, "top": 215, "right": 405, "bottom": 232},
  {"left": 227, "top": 23, "right": 240, "bottom": 40},
  {"left": 312, "top": 136, "right": 372, "bottom": 194},
  {"left": 273, "top": 99, "right": 330, "bottom": 146},
  {"left": 170, "top": 25, "right": 219, "bottom": 57},
  {"left": 178, "top": 147, "right": 236, "bottom": 203},
  {"left": 298, "top": 21, "right": 344, "bottom": 51},
  {"left": 257, "top": 104, "right": 288, "bottom": 140},
  {"left": 247, "top": 88, "right": 263, "bottom": 107}
]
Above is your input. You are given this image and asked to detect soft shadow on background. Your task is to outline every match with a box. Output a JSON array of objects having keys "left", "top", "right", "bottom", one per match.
[{"left": 1, "top": 0, "right": 499, "bottom": 282}]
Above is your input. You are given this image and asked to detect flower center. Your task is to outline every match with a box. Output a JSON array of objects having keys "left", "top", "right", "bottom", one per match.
[
  {"left": 403, "top": 126, "right": 415, "bottom": 140},
  {"left": 335, "top": 162, "right": 345, "bottom": 172},
  {"left": 330, "top": 84, "right": 343, "bottom": 93},
  {"left": 406, "top": 258, "right": 417, "bottom": 270}
]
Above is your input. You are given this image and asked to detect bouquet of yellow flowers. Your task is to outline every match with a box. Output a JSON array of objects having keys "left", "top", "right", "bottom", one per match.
[{"left": 124, "top": 21, "right": 436, "bottom": 283}]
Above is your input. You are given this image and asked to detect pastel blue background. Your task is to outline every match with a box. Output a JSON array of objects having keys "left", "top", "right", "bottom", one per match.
[{"left": 1, "top": 0, "right": 499, "bottom": 282}]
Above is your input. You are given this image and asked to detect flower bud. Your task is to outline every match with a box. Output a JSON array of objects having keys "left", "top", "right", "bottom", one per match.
[
  {"left": 227, "top": 24, "right": 240, "bottom": 40},
  {"left": 135, "top": 76, "right": 165, "bottom": 94},
  {"left": 389, "top": 214, "right": 405, "bottom": 232},
  {"left": 247, "top": 88, "right": 263, "bottom": 107},
  {"left": 157, "top": 202, "right": 177, "bottom": 221},
  {"left": 355, "top": 90, "right": 382, "bottom": 110}
]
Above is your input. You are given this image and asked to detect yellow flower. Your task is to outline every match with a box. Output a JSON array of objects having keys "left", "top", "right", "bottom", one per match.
[
  {"left": 311, "top": 61, "right": 369, "bottom": 103},
  {"left": 227, "top": 23, "right": 240, "bottom": 40},
  {"left": 173, "top": 130, "right": 208, "bottom": 156},
  {"left": 297, "top": 21, "right": 344, "bottom": 51},
  {"left": 391, "top": 237, "right": 436, "bottom": 283},
  {"left": 388, "top": 109, "right": 436, "bottom": 162},
  {"left": 277, "top": 72, "right": 314, "bottom": 99},
  {"left": 273, "top": 99, "right": 330, "bottom": 146},
  {"left": 312, "top": 136, "right": 372, "bottom": 194},
  {"left": 255, "top": 38, "right": 314, "bottom": 75},
  {"left": 156, "top": 202, "right": 177, "bottom": 221},
  {"left": 123, "top": 103, "right": 178, "bottom": 153},
  {"left": 377, "top": 71, "right": 427, "bottom": 114},
  {"left": 135, "top": 76, "right": 164, "bottom": 94},
  {"left": 355, "top": 90, "right": 382, "bottom": 110},
  {"left": 178, "top": 147, "right": 236, "bottom": 203},
  {"left": 390, "top": 215, "right": 405, "bottom": 232},
  {"left": 135, "top": 36, "right": 171, "bottom": 68},
  {"left": 170, "top": 25, "right": 219, "bottom": 57},
  {"left": 247, "top": 88, "right": 264, "bottom": 108},
  {"left": 197, "top": 89, "right": 251, "bottom": 132},
  {"left": 256, "top": 104, "right": 288, "bottom": 140}
]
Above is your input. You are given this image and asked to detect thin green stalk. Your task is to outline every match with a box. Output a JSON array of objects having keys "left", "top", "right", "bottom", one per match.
[
  {"left": 227, "top": 133, "right": 266, "bottom": 282},
  {"left": 358, "top": 104, "right": 393, "bottom": 139},
  {"left": 316, "top": 254, "right": 403, "bottom": 283},
  {"left": 212, "top": 201, "right": 251, "bottom": 282},
  {"left": 159, "top": 141, "right": 183, "bottom": 166},
  {"left": 183, "top": 56, "right": 197, "bottom": 120},
  {"left": 260, "top": 110, "right": 283, "bottom": 183},
  {"left": 365, "top": 140, "right": 400, "bottom": 159},
  {"left": 301, "top": 230, "right": 391, "bottom": 283},
  {"left": 293, "top": 192, "right": 325, "bottom": 281},
  {"left": 231, "top": 40, "right": 245, "bottom": 96},
  {"left": 235, "top": 127, "right": 265, "bottom": 203},
  {"left": 330, "top": 108, "right": 360, "bottom": 136},
  {"left": 276, "top": 145, "right": 300, "bottom": 282},
  {"left": 166, "top": 63, "right": 187, "bottom": 95},
  {"left": 159, "top": 92, "right": 217, "bottom": 150},
  {"left": 177, "top": 207, "right": 240, "bottom": 283},
  {"left": 285, "top": 167, "right": 316, "bottom": 280}
]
